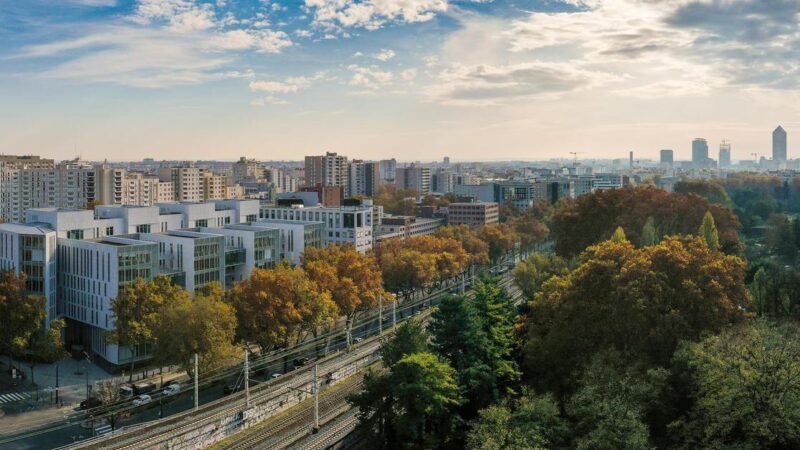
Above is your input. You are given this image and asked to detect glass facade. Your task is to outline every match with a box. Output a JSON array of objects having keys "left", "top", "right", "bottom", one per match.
[
  {"left": 193, "top": 236, "right": 222, "bottom": 290},
  {"left": 117, "top": 246, "right": 157, "bottom": 285},
  {"left": 254, "top": 228, "right": 279, "bottom": 269},
  {"left": 20, "top": 234, "right": 45, "bottom": 293}
]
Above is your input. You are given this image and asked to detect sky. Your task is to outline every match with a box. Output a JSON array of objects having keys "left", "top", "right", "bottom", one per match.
[{"left": 1, "top": 0, "right": 800, "bottom": 163}]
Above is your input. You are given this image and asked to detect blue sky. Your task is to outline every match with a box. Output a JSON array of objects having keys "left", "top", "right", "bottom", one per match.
[{"left": 2, "top": 0, "right": 800, "bottom": 162}]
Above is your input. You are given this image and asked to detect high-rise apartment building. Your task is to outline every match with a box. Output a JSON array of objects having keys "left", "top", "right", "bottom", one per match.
[
  {"left": 232, "top": 157, "right": 263, "bottom": 183},
  {"left": 395, "top": 164, "right": 431, "bottom": 194},
  {"left": 348, "top": 160, "right": 380, "bottom": 197},
  {"left": 719, "top": 141, "right": 731, "bottom": 168},
  {"left": 431, "top": 169, "right": 456, "bottom": 194},
  {"left": 158, "top": 165, "right": 203, "bottom": 202},
  {"left": 379, "top": 159, "right": 397, "bottom": 183},
  {"left": 660, "top": 149, "right": 674, "bottom": 165},
  {"left": 304, "top": 152, "right": 350, "bottom": 196},
  {"left": 773, "top": 126, "right": 787, "bottom": 162},
  {"left": 692, "top": 138, "right": 709, "bottom": 167}
]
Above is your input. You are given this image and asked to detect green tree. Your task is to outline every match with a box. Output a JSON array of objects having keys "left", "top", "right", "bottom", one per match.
[
  {"left": 567, "top": 352, "right": 666, "bottom": 450},
  {"left": 153, "top": 283, "right": 238, "bottom": 374},
  {"left": 640, "top": 216, "right": 658, "bottom": 246},
  {"left": 699, "top": 211, "right": 720, "bottom": 251},
  {"left": 380, "top": 319, "right": 429, "bottom": 367},
  {"left": 350, "top": 352, "right": 462, "bottom": 449},
  {"left": 466, "top": 389, "right": 568, "bottom": 450},
  {"left": 671, "top": 320, "right": 800, "bottom": 449},
  {"left": 512, "top": 252, "right": 569, "bottom": 300},
  {"left": 611, "top": 226, "right": 627, "bottom": 243}
]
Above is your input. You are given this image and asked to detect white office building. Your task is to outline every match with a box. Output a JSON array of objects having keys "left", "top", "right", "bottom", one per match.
[{"left": 259, "top": 204, "right": 374, "bottom": 252}]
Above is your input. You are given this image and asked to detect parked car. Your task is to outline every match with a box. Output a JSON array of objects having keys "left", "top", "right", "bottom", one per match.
[
  {"left": 133, "top": 382, "right": 156, "bottom": 395},
  {"left": 223, "top": 384, "right": 243, "bottom": 395},
  {"left": 79, "top": 397, "right": 102, "bottom": 410},
  {"left": 292, "top": 357, "right": 310, "bottom": 368},
  {"left": 271, "top": 373, "right": 282, "bottom": 379},
  {"left": 163, "top": 383, "right": 180, "bottom": 396},
  {"left": 132, "top": 394, "right": 152, "bottom": 406}
]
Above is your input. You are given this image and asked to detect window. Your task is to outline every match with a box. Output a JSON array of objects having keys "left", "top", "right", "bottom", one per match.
[
  {"left": 66, "top": 229, "right": 83, "bottom": 240},
  {"left": 196, "top": 219, "right": 208, "bottom": 228},
  {"left": 136, "top": 224, "right": 151, "bottom": 233},
  {"left": 105, "top": 226, "right": 114, "bottom": 236}
]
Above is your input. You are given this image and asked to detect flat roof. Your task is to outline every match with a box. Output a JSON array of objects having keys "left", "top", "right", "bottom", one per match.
[{"left": 0, "top": 223, "right": 54, "bottom": 234}]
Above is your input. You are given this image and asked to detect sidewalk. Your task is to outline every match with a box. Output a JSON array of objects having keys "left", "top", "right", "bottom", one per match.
[{"left": 0, "top": 358, "right": 184, "bottom": 438}]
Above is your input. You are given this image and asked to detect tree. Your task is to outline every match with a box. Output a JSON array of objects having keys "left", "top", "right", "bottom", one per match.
[
  {"left": 380, "top": 319, "right": 429, "bottom": 367},
  {"left": 0, "top": 270, "right": 46, "bottom": 369},
  {"left": 228, "top": 263, "right": 335, "bottom": 352},
  {"left": 611, "top": 226, "right": 627, "bottom": 243},
  {"left": 674, "top": 179, "right": 733, "bottom": 208},
  {"left": 567, "top": 352, "right": 666, "bottom": 450},
  {"left": 507, "top": 213, "right": 549, "bottom": 251},
  {"left": 350, "top": 352, "right": 462, "bottom": 449},
  {"left": 766, "top": 213, "right": 797, "bottom": 258},
  {"left": 552, "top": 186, "right": 742, "bottom": 257},
  {"left": 107, "top": 275, "right": 188, "bottom": 380},
  {"left": 84, "top": 199, "right": 103, "bottom": 211},
  {"left": 302, "top": 244, "right": 390, "bottom": 347},
  {"left": 640, "top": 216, "right": 658, "bottom": 246},
  {"left": 375, "top": 236, "right": 468, "bottom": 296},
  {"left": 94, "top": 378, "right": 128, "bottom": 430},
  {"left": 153, "top": 283, "right": 238, "bottom": 374},
  {"left": 523, "top": 236, "right": 749, "bottom": 393},
  {"left": 429, "top": 277, "right": 519, "bottom": 416},
  {"left": 435, "top": 225, "right": 490, "bottom": 266},
  {"left": 512, "top": 252, "right": 570, "bottom": 300},
  {"left": 671, "top": 320, "right": 800, "bottom": 449},
  {"left": 374, "top": 184, "right": 419, "bottom": 216},
  {"left": 698, "top": 211, "right": 720, "bottom": 250},
  {"left": 476, "top": 224, "right": 518, "bottom": 263},
  {"left": 466, "top": 389, "right": 568, "bottom": 450},
  {"left": 21, "top": 319, "right": 68, "bottom": 386}
]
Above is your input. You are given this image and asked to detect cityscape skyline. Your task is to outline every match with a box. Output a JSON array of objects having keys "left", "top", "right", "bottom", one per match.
[{"left": 3, "top": 1, "right": 800, "bottom": 161}]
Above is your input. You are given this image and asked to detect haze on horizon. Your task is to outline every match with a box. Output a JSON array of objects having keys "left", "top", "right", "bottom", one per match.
[{"left": 1, "top": 0, "right": 799, "bottom": 163}]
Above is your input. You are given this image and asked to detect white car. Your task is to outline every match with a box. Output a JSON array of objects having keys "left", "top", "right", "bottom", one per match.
[
  {"left": 163, "top": 384, "right": 180, "bottom": 396},
  {"left": 271, "top": 373, "right": 282, "bottom": 379},
  {"left": 132, "top": 394, "right": 152, "bottom": 406}
]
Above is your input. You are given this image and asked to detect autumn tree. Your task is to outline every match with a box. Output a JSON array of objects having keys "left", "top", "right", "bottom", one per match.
[
  {"left": 153, "top": 283, "right": 238, "bottom": 375},
  {"left": 374, "top": 184, "right": 419, "bottom": 216},
  {"left": 228, "top": 263, "right": 337, "bottom": 352},
  {"left": 21, "top": 319, "right": 68, "bottom": 385},
  {"left": 523, "top": 236, "right": 749, "bottom": 393},
  {"left": 674, "top": 179, "right": 732, "bottom": 207},
  {"left": 671, "top": 320, "right": 800, "bottom": 449},
  {"left": 476, "top": 224, "right": 518, "bottom": 263},
  {"left": 302, "top": 244, "right": 390, "bottom": 347},
  {"left": 552, "top": 186, "right": 742, "bottom": 257},
  {"left": 512, "top": 252, "right": 570, "bottom": 300},
  {"left": 107, "top": 275, "right": 189, "bottom": 380},
  {"left": 766, "top": 213, "right": 797, "bottom": 258},
  {"left": 0, "top": 270, "right": 46, "bottom": 369},
  {"left": 93, "top": 378, "right": 129, "bottom": 430},
  {"left": 374, "top": 235, "right": 468, "bottom": 296},
  {"left": 640, "top": 216, "right": 658, "bottom": 246},
  {"left": 506, "top": 213, "right": 549, "bottom": 251},
  {"left": 434, "top": 225, "right": 490, "bottom": 266}
]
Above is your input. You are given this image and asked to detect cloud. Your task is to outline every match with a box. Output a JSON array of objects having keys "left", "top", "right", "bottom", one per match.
[
  {"left": 401, "top": 68, "right": 417, "bottom": 81},
  {"left": 428, "top": 62, "right": 619, "bottom": 106},
  {"left": 131, "top": 0, "right": 217, "bottom": 32},
  {"left": 249, "top": 72, "right": 326, "bottom": 104},
  {"left": 206, "top": 29, "right": 292, "bottom": 53},
  {"left": 348, "top": 64, "right": 393, "bottom": 88},
  {"left": 303, "top": 0, "right": 447, "bottom": 31},
  {"left": 372, "top": 48, "right": 395, "bottom": 61},
  {"left": 68, "top": 0, "right": 118, "bottom": 6}
]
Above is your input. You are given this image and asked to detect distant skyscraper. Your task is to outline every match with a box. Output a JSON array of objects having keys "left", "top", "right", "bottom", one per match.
[
  {"left": 719, "top": 141, "right": 731, "bottom": 168},
  {"left": 660, "top": 149, "right": 673, "bottom": 165},
  {"left": 692, "top": 138, "right": 709, "bottom": 167},
  {"left": 629, "top": 151, "right": 634, "bottom": 168},
  {"left": 443, "top": 156, "right": 450, "bottom": 166},
  {"left": 773, "top": 126, "right": 787, "bottom": 161}
]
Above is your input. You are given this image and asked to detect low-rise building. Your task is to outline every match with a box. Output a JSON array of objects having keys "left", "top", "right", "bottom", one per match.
[
  {"left": 447, "top": 202, "right": 500, "bottom": 226},
  {"left": 259, "top": 204, "right": 374, "bottom": 252}
]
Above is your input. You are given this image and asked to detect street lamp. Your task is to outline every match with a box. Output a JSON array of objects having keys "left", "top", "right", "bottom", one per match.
[{"left": 83, "top": 352, "right": 91, "bottom": 400}]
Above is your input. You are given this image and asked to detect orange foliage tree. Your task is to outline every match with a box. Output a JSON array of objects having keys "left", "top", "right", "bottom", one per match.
[
  {"left": 302, "top": 244, "right": 391, "bottom": 347},
  {"left": 522, "top": 235, "right": 749, "bottom": 393},
  {"left": 374, "top": 235, "right": 469, "bottom": 298},
  {"left": 552, "top": 186, "right": 742, "bottom": 257},
  {"left": 434, "top": 225, "right": 490, "bottom": 266},
  {"left": 227, "top": 263, "right": 337, "bottom": 351}
]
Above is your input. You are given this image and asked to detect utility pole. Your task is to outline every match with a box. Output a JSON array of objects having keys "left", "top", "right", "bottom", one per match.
[
  {"left": 193, "top": 353, "right": 199, "bottom": 411},
  {"left": 378, "top": 293, "right": 383, "bottom": 334},
  {"left": 55, "top": 363, "right": 59, "bottom": 404},
  {"left": 461, "top": 272, "right": 465, "bottom": 293},
  {"left": 392, "top": 300, "right": 397, "bottom": 328},
  {"left": 244, "top": 348, "right": 250, "bottom": 408},
  {"left": 313, "top": 364, "right": 319, "bottom": 433}
]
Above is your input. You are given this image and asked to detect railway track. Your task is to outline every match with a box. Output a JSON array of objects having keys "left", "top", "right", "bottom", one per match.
[{"left": 219, "top": 375, "right": 364, "bottom": 450}]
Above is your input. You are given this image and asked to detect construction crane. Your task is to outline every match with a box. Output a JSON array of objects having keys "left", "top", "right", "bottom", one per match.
[
  {"left": 751, "top": 152, "right": 759, "bottom": 165},
  {"left": 569, "top": 151, "right": 584, "bottom": 167}
]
